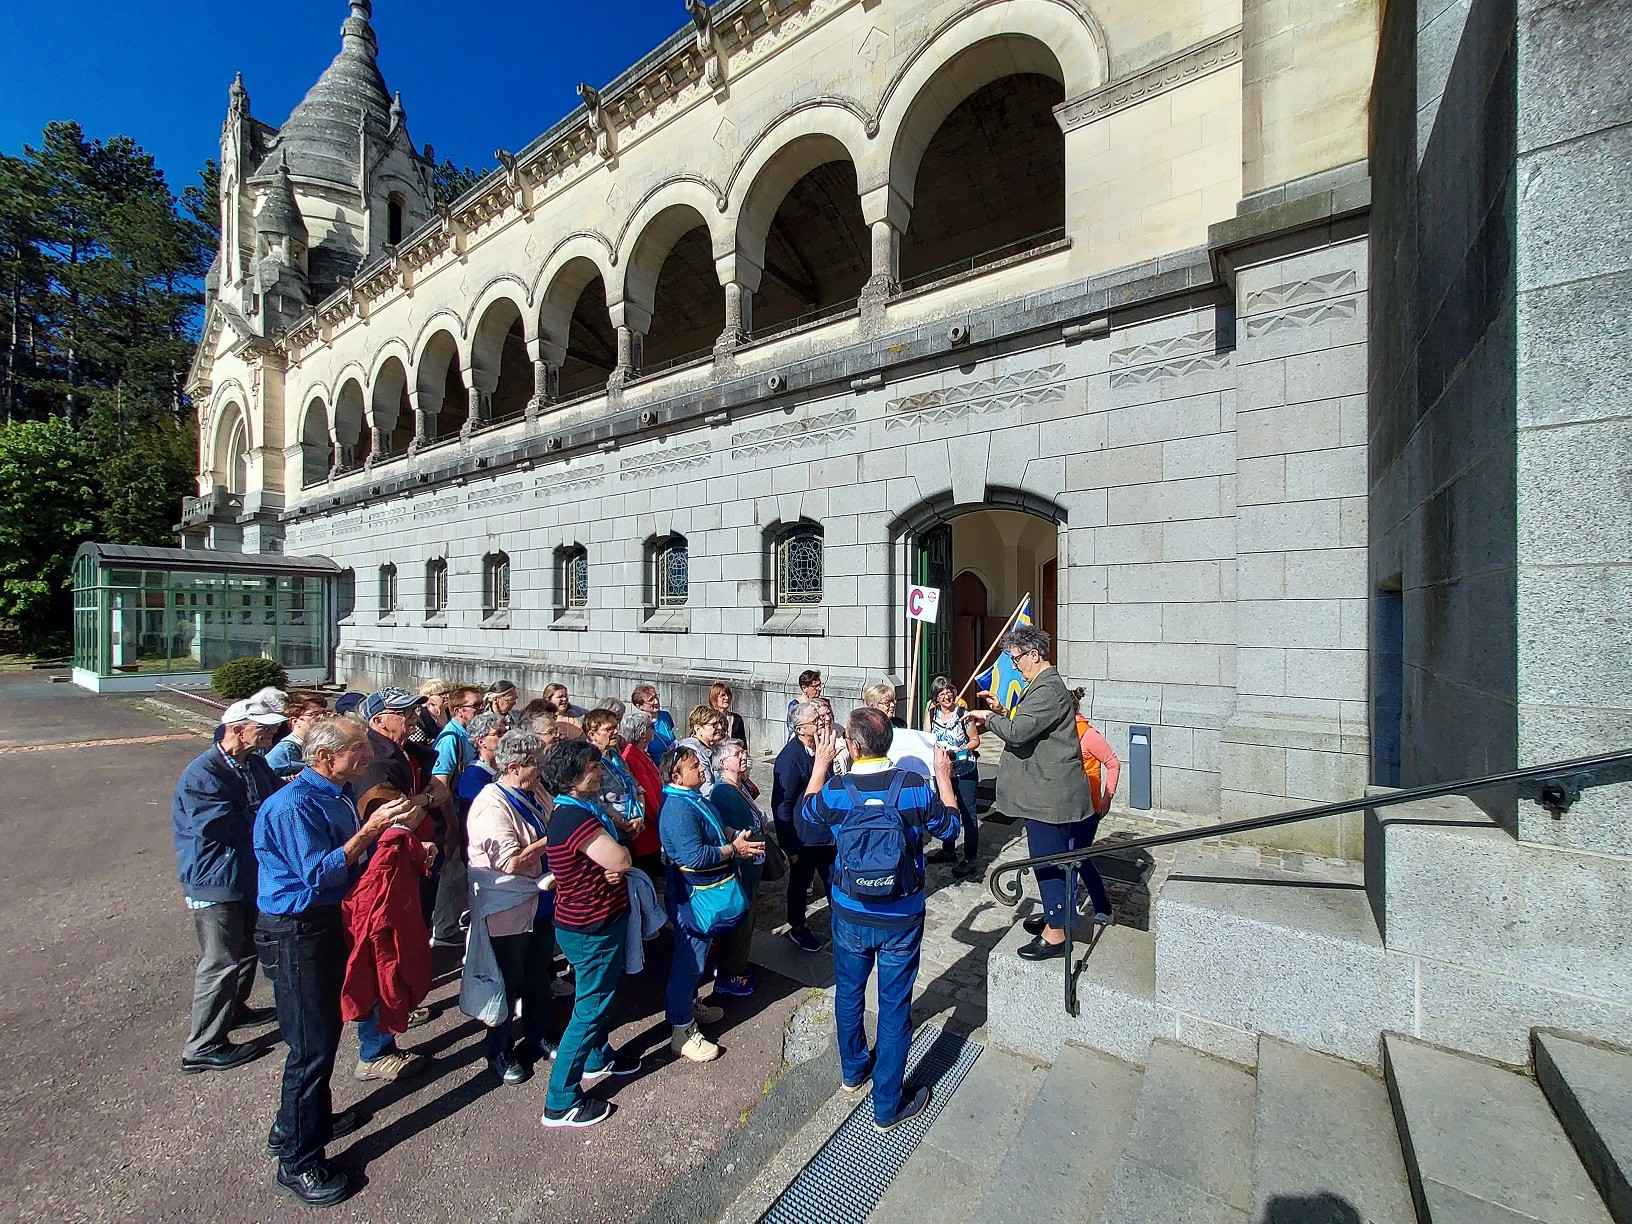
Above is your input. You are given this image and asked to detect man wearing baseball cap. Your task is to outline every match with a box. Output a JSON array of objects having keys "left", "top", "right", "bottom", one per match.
[
  {"left": 346, "top": 687, "right": 446, "bottom": 1082},
  {"left": 171, "top": 690, "right": 287, "bottom": 1074}
]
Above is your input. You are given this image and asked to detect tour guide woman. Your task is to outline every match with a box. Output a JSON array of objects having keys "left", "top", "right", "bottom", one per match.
[
  {"left": 539, "top": 739, "right": 641, "bottom": 1129},
  {"left": 965, "top": 623, "right": 1109, "bottom": 960}
]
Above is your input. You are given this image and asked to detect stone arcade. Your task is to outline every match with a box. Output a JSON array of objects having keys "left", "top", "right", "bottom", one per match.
[{"left": 185, "top": 0, "right": 1391, "bottom": 840}]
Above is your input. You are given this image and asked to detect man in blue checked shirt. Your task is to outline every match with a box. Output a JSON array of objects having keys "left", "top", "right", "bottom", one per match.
[
  {"left": 797, "top": 706, "right": 961, "bottom": 1132},
  {"left": 253, "top": 716, "right": 417, "bottom": 1208}
]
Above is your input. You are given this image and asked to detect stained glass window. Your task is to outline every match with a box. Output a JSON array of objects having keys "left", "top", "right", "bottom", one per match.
[
  {"left": 483, "top": 552, "right": 510, "bottom": 617},
  {"left": 656, "top": 537, "right": 688, "bottom": 608},
  {"left": 378, "top": 563, "right": 397, "bottom": 617},
  {"left": 776, "top": 525, "right": 823, "bottom": 606},
  {"left": 425, "top": 558, "right": 448, "bottom": 618},
  {"left": 557, "top": 546, "right": 589, "bottom": 611}
]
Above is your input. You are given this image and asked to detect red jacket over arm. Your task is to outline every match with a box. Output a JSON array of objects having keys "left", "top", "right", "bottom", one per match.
[{"left": 341, "top": 827, "right": 432, "bottom": 1031}]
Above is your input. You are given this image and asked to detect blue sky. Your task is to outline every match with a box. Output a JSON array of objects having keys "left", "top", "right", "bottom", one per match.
[{"left": 0, "top": 0, "right": 689, "bottom": 195}]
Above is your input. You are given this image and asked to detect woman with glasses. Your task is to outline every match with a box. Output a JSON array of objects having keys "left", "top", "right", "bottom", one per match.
[
  {"left": 924, "top": 676, "right": 981, "bottom": 876},
  {"left": 264, "top": 694, "right": 332, "bottom": 780},
  {"left": 965, "top": 625, "right": 1107, "bottom": 960},
  {"left": 786, "top": 670, "right": 823, "bottom": 738},
  {"left": 411, "top": 679, "right": 452, "bottom": 745},
  {"left": 707, "top": 738, "right": 766, "bottom": 998}
]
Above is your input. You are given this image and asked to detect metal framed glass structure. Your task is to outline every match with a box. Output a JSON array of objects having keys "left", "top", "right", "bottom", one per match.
[
  {"left": 71, "top": 544, "right": 340, "bottom": 692},
  {"left": 775, "top": 524, "right": 824, "bottom": 606}
]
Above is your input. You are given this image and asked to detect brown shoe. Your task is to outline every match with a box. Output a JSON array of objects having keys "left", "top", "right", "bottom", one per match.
[{"left": 353, "top": 1051, "right": 427, "bottom": 1082}]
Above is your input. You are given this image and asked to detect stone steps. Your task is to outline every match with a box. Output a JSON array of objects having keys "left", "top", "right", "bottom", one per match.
[
  {"left": 1533, "top": 1031, "right": 1632, "bottom": 1224},
  {"left": 1383, "top": 1031, "right": 1612, "bottom": 1222}
]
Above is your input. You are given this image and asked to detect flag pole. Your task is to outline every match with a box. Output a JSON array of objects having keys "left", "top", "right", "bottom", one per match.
[
  {"left": 907, "top": 617, "right": 924, "bottom": 729},
  {"left": 956, "top": 592, "right": 1032, "bottom": 704}
]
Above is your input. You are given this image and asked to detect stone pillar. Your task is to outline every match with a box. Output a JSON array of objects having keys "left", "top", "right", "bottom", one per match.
[
  {"left": 409, "top": 389, "right": 434, "bottom": 452},
  {"left": 370, "top": 426, "right": 390, "bottom": 462},
  {"left": 467, "top": 383, "right": 492, "bottom": 431},
  {"left": 607, "top": 301, "right": 650, "bottom": 389},
  {"left": 859, "top": 184, "right": 910, "bottom": 330}
]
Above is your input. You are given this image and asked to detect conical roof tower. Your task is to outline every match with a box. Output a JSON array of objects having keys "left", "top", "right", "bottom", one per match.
[{"left": 267, "top": 0, "right": 392, "bottom": 186}]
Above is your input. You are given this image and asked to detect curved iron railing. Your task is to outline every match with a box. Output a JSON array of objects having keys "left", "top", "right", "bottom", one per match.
[{"left": 986, "top": 748, "right": 1632, "bottom": 1015}]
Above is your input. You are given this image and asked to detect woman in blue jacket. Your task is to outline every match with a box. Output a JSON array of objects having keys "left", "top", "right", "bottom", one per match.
[{"left": 658, "top": 745, "right": 762, "bottom": 1065}]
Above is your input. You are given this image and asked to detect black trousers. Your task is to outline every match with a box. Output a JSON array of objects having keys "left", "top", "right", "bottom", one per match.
[
  {"left": 785, "top": 845, "right": 835, "bottom": 929},
  {"left": 255, "top": 906, "right": 345, "bottom": 1176},
  {"left": 486, "top": 920, "right": 556, "bottom": 1062}
]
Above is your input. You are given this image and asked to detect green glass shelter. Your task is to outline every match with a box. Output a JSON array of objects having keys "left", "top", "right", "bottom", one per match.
[{"left": 71, "top": 544, "right": 347, "bottom": 693}]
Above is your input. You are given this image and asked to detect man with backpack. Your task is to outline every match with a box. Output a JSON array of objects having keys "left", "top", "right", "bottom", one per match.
[{"left": 797, "top": 706, "right": 962, "bottom": 1131}]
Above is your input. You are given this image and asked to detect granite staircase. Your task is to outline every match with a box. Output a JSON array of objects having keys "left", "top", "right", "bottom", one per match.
[{"left": 867, "top": 1027, "right": 1631, "bottom": 1224}]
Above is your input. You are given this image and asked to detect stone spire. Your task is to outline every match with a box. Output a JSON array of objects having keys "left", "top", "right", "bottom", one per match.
[
  {"left": 267, "top": 0, "right": 393, "bottom": 187},
  {"left": 228, "top": 71, "right": 249, "bottom": 118},
  {"left": 256, "top": 153, "right": 308, "bottom": 246}
]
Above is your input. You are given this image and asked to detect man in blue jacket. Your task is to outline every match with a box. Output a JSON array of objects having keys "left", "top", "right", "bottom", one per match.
[
  {"left": 171, "top": 692, "right": 287, "bottom": 1074},
  {"left": 797, "top": 706, "right": 961, "bottom": 1131}
]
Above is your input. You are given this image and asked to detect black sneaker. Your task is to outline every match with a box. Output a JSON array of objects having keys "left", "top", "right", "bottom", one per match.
[
  {"left": 581, "top": 1050, "right": 642, "bottom": 1088},
  {"left": 875, "top": 1085, "right": 932, "bottom": 1132},
  {"left": 181, "top": 1042, "right": 259, "bottom": 1075},
  {"left": 541, "top": 1097, "right": 615, "bottom": 1129},
  {"left": 265, "top": 1107, "right": 371, "bottom": 1159},
  {"left": 1017, "top": 934, "right": 1068, "bottom": 961},
  {"left": 786, "top": 926, "right": 823, "bottom": 953},
  {"left": 516, "top": 1038, "right": 558, "bottom": 1064},
  {"left": 929, "top": 847, "right": 958, "bottom": 865},
  {"left": 233, "top": 1004, "right": 277, "bottom": 1028},
  {"left": 275, "top": 1161, "right": 351, "bottom": 1207},
  {"left": 952, "top": 859, "right": 975, "bottom": 878}
]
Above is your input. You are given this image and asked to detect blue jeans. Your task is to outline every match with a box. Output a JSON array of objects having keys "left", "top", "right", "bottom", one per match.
[
  {"left": 940, "top": 760, "right": 980, "bottom": 860},
  {"left": 546, "top": 922, "right": 627, "bottom": 1113},
  {"left": 254, "top": 907, "right": 345, "bottom": 1176},
  {"left": 355, "top": 1004, "right": 396, "bottom": 1062},
  {"left": 665, "top": 902, "right": 715, "bottom": 1027},
  {"left": 1027, "top": 816, "right": 1111, "bottom": 926},
  {"left": 831, "top": 914, "right": 922, "bottom": 1125}
]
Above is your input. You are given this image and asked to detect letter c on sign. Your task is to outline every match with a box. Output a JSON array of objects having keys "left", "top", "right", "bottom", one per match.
[{"left": 908, "top": 588, "right": 924, "bottom": 618}]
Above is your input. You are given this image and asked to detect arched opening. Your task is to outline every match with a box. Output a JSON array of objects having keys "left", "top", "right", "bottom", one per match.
[
  {"left": 415, "top": 329, "right": 467, "bottom": 442},
  {"left": 300, "top": 397, "right": 332, "bottom": 487},
  {"left": 756, "top": 160, "right": 869, "bottom": 337},
  {"left": 388, "top": 195, "right": 405, "bottom": 245},
  {"left": 218, "top": 405, "right": 250, "bottom": 494},
  {"left": 895, "top": 41, "right": 1066, "bottom": 289},
  {"left": 623, "top": 204, "right": 723, "bottom": 376},
  {"left": 553, "top": 273, "right": 616, "bottom": 401},
  {"left": 370, "top": 355, "right": 414, "bottom": 459},
  {"left": 333, "top": 378, "right": 369, "bottom": 470},
  {"left": 902, "top": 498, "right": 1062, "bottom": 714},
  {"left": 471, "top": 298, "right": 532, "bottom": 425}
]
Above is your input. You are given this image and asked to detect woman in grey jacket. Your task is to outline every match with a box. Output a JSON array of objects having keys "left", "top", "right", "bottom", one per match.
[{"left": 968, "top": 624, "right": 1112, "bottom": 961}]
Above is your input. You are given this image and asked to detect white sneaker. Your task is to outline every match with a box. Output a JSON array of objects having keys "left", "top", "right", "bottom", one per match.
[{"left": 671, "top": 1022, "right": 720, "bottom": 1063}]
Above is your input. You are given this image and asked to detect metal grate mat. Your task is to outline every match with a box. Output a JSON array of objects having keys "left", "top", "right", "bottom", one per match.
[{"left": 761, "top": 1026, "right": 983, "bottom": 1224}]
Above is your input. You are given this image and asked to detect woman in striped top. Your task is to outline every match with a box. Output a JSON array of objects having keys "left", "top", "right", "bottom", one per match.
[{"left": 540, "top": 740, "right": 638, "bottom": 1129}]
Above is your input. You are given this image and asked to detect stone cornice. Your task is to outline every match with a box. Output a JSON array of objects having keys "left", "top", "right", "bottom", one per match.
[{"left": 1055, "top": 26, "right": 1241, "bottom": 132}]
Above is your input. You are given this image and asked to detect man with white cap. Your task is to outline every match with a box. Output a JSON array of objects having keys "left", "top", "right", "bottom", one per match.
[{"left": 171, "top": 688, "right": 288, "bottom": 1074}]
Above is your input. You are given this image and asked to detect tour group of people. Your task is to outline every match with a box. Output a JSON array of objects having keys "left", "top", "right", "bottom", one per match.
[{"left": 170, "top": 626, "right": 1116, "bottom": 1207}]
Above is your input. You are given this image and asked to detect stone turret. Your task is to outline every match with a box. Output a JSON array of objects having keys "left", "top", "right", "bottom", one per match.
[{"left": 252, "top": 155, "right": 310, "bottom": 333}]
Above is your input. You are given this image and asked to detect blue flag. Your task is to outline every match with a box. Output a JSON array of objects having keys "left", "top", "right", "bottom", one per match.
[{"left": 973, "top": 596, "right": 1033, "bottom": 714}]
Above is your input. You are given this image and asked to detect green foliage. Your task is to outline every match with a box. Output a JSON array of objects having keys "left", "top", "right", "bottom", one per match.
[
  {"left": 0, "top": 122, "right": 209, "bottom": 652},
  {"left": 431, "top": 157, "right": 484, "bottom": 206},
  {"left": 0, "top": 416, "right": 94, "bottom": 651},
  {"left": 211, "top": 656, "right": 290, "bottom": 700}
]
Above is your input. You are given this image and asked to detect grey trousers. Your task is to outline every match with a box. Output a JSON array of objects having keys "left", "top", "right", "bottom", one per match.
[
  {"left": 431, "top": 853, "right": 469, "bottom": 943},
  {"left": 185, "top": 900, "right": 259, "bottom": 1058}
]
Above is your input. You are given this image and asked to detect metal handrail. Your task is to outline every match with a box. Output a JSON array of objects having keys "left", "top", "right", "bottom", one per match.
[{"left": 987, "top": 748, "right": 1632, "bottom": 1015}]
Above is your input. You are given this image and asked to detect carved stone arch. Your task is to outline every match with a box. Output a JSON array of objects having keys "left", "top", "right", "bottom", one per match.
[
  {"left": 619, "top": 198, "right": 721, "bottom": 322},
  {"left": 536, "top": 249, "right": 616, "bottom": 354},
  {"left": 462, "top": 274, "right": 535, "bottom": 339},
  {"left": 409, "top": 310, "right": 468, "bottom": 375},
  {"left": 332, "top": 376, "right": 368, "bottom": 452},
  {"left": 207, "top": 380, "right": 252, "bottom": 456},
  {"left": 467, "top": 282, "right": 532, "bottom": 387},
  {"left": 873, "top": 0, "right": 1104, "bottom": 205},
  {"left": 528, "top": 231, "right": 618, "bottom": 309},
  {"left": 887, "top": 485, "right": 1069, "bottom": 539},
  {"left": 613, "top": 175, "right": 730, "bottom": 266},
  {"left": 298, "top": 393, "right": 334, "bottom": 487},
  {"left": 366, "top": 337, "right": 413, "bottom": 391},
  {"left": 413, "top": 327, "right": 463, "bottom": 406},
  {"left": 728, "top": 105, "right": 874, "bottom": 281},
  {"left": 368, "top": 352, "right": 411, "bottom": 440}
]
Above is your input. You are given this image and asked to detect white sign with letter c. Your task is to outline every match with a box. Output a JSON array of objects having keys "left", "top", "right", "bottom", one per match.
[{"left": 907, "top": 584, "right": 942, "bottom": 623}]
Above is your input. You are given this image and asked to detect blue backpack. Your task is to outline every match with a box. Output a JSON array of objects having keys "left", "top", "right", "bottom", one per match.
[{"left": 830, "top": 773, "right": 921, "bottom": 902}]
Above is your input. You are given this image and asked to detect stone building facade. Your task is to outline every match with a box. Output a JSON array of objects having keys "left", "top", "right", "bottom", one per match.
[{"left": 186, "top": 0, "right": 1386, "bottom": 842}]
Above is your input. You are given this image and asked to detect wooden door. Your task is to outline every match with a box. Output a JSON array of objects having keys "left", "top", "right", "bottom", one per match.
[
  {"left": 952, "top": 570, "right": 989, "bottom": 683},
  {"left": 1040, "top": 558, "right": 1058, "bottom": 644}
]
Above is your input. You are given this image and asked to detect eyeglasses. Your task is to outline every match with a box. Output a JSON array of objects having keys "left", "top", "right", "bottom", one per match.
[{"left": 454, "top": 702, "right": 481, "bottom": 711}]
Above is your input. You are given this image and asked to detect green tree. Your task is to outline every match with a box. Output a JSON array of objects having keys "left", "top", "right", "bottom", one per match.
[
  {"left": 0, "top": 416, "right": 93, "bottom": 652},
  {"left": 431, "top": 157, "right": 484, "bottom": 206}
]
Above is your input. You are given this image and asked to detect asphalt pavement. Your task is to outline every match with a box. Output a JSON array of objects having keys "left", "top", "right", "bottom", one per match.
[{"left": 0, "top": 669, "right": 807, "bottom": 1223}]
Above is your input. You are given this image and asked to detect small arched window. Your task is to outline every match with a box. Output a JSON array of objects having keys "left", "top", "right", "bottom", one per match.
[
  {"left": 554, "top": 545, "right": 588, "bottom": 616},
  {"left": 774, "top": 523, "right": 824, "bottom": 606},
  {"left": 648, "top": 535, "right": 689, "bottom": 609},
  {"left": 387, "top": 195, "right": 405, "bottom": 245},
  {"left": 483, "top": 551, "right": 511, "bottom": 619},
  {"left": 337, "top": 568, "right": 356, "bottom": 622},
  {"left": 378, "top": 563, "right": 397, "bottom": 618},
  {"left": 425, "top": 557, "right": 448, "bottom": 619},
  {"left": 225, "top": 414, "right": 250, "bottom": 495}
]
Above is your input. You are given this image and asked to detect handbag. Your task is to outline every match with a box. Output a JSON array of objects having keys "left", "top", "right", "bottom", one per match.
[
  {"left": 665, "top": 787, "right": 749, "bottom": 938},
  {"left": 759, "top": 834, "right": 788, "bottom": 882}
]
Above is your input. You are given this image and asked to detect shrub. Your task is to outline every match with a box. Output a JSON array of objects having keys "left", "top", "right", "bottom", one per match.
[{"left": 212, "top": 656, "right": 289, "bottom": 700}]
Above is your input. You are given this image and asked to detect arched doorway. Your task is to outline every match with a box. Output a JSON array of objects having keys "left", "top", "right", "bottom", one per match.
[{"left": 899, "top": 495, "right": 1062, "bottom": 718}]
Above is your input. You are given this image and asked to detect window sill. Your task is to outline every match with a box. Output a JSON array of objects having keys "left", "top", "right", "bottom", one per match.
[
  {"left": 758, "top": 607, "right": 825, "bottom": 636},
  {"left": 423, "top": 614, "right": 448, "bottom": 628},
  {"left": 551, "top": 608, "right": 589, "bottom": 631},
  {"left": 377, "top": 615, "right": 398, "bottom": 627},
  {"left": 481, "top": 611, "right": 511, "bottom": 629},
  {"left": 641, "top": 607, "right": 690, "bottom": 634}
]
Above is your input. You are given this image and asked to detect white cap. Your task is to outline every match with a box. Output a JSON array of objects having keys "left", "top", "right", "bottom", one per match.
[{"left": 222, "top": 688, "right": 288, "bottom": 726}]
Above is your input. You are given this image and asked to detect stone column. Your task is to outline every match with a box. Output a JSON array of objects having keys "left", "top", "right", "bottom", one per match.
[
  {"left": 528, "top": 338, "right": 566, "bottom": 419},
  {"left": 607, "top": 301, "right": 650, "bottom": 390},
  {"left": 370, "top": 426, "right": 390, "bottom": 462},
  {"left": 409, "top": 389, "right": 434, "bottom": 452},
  {"left": 859, "top": 184, "right": 910, "bottom": 330}
]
